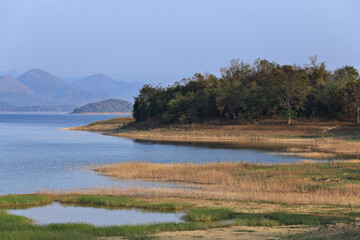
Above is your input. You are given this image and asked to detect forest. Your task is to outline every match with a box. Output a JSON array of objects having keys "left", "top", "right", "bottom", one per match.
[{"left": 133, "top": 57, "right": 360, "bottom": 124}]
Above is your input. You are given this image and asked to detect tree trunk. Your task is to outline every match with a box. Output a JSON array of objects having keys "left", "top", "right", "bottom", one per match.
[
  {"left": 288, "top": 116, "right": 291, "bottom": 125},
  {"left": 358, "top": 107, "right": 360, "bottom": 124}
]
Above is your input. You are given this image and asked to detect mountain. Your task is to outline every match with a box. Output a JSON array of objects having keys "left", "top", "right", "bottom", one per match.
[
  {"left": 70, "top": 74, "right": 139, "bottom": 101},
  {"left": 17, "top": 68, "right": 68, "bottom": 96},
  {"left": 72, "top": 98, "right": 133, "bottom": 114},
  {"left": 0, "top": 75, "right": 34, "bottom": 94},
  {"left": 0, "top": 75, "right": 49, "bottom": 106},
  {"left": 17, "top": 69, "right": 112, "bottom": 105}
]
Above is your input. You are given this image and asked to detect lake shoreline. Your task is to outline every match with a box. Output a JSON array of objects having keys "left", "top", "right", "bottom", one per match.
[{"left": 66, "top": 117, "right": 360, "bottom": 159}]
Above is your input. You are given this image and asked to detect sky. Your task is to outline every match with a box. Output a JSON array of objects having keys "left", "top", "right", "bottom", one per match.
[{"left": 0, "top": 0, "right": 359, "bottom": 82}]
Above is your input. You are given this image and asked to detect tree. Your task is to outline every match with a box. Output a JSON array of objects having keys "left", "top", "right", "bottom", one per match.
[
  {"left": 343, "top": 80, "right": 360, "bottom": 123},
  {"left": 272, "top": 65, "right": 309, "bottom": 124},
  {"left": 133, "top": 84, "right": 165, "bottom": 122},
  {"left": 216, "top": 78, "right": 248, "bottom": 121},
  {"left": 217, "top": 60, "right": 252, "bottom": 122}
]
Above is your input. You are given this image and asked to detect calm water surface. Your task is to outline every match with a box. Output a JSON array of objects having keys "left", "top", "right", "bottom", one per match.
[
  {"left": 0, "top": 113, "right": 310, "bottom": 195},
  {"left": 9, "top": 202, "right": 184, "bottom": 226}
]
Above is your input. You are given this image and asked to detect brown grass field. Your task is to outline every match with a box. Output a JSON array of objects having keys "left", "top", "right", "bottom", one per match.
[{"left": 88, "top": 161, "right": 360, "bottom": 206}]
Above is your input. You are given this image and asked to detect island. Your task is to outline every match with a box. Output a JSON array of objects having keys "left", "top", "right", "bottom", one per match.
[{"left": 71, "top": 98, "right": 133, "bottom": 114}]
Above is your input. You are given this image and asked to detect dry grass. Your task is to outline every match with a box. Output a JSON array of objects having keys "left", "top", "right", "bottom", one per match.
[
  {"left": 269, "top": 152, "right": 336, "bottom": 159},
  {"left": 67, "top": 118, "right": 360, "bottom": 157},
  {"left": 80, "top": 161, "right": 360, "bottom": 206},
  {"left": 64, "top": 117, "right": 134, "bottom": 131}
]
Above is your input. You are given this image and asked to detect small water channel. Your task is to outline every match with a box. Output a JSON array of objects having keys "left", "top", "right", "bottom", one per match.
[{"left": 8, "top": 202, "right": 184, "bottom": 226}]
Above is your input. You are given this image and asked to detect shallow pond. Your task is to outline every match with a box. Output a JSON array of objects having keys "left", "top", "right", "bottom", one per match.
[
  {"left": 8, "top": 202, "right": 184, "bottom": 226},
  {"left": 0, "top": 113, "right": 316, "bottom": 195}
]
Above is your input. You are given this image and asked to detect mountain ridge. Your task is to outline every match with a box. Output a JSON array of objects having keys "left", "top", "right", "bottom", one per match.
[
  {"left": 0, "top": 68, "right": 137, "bottom": 112},
  {"left": 0, "top": 75, "right": 35, "bottom": 94}
]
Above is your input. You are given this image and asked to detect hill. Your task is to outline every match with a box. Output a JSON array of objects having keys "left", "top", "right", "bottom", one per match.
[
  {"left": 0, "top": 75, "right": 50, "bottom": 106},
  {"left": 16, "top": 69, "right": 112, "bottom": 106},
  {"left": 70, "top": 74, "right": 139, "bottom": 101},
  {"left": 17, "top": 68, "right": 68, "bottom": 95},
  {"left": 72, "top": 99, "right": 133, "bottom": 114},
  {"left": 0, "top": 75, "right": 35, "bottom": 94}
]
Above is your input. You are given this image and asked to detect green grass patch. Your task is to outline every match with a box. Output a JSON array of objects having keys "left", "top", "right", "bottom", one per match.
[
  {"left": 184, "top": 208, "right": 350, "bottom": 226},
  {"left": 59, "top": 195, "right": 192, "bottom": 211},
  {"left": 232, "top": 214, "right": 280, "bottom": 227},
  {"left": 263, "top": 213, "right": 343, "bottom": 226},
  {"left": 184, "top": 208, "right": 237, "bottom": 222},
  {"left": 0, "top": 195, "right": 53, "bottom": 208}
]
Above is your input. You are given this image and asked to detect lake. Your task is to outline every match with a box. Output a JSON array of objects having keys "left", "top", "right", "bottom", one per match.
[{"left": 0, "top": 113, "right": 311, "bottom": 195}]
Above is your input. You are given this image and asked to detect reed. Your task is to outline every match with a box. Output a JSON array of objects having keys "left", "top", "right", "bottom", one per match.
[
  {"left": 88, "top": 161, "right": 360, "bottom": 206},
  {"left": 58, "top": 195, "right": 191, "bottom": 210}
]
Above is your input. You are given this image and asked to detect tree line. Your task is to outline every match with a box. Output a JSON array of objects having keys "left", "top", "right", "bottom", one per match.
[{"left": 133, "top": 57, "right": 360, "bottom": 124}]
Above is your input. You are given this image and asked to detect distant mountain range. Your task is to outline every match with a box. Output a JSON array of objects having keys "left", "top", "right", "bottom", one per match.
[
  {"left": 0, "top": 68, "right": 141, "bottom": 112},
  {"left": 70, "top": 74, "right": 139, "bottom": 101},
  {"left": 72, "top": 99, "right": 133, "bottom": 114}
]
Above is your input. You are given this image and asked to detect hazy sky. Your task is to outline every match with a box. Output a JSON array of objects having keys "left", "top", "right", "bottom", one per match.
[{"left": 0, "top": 0, "right": 359, "bottom": 80}]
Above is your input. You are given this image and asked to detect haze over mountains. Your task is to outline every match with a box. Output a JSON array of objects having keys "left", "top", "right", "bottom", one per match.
[
  {"left": 70, "top": 74, "right": 139, "bottom": 101},
  {"left": 0, "top": 69, "right": 141, "bottom": 112}
]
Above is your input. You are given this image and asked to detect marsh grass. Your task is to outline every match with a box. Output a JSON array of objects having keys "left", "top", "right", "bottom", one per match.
[
  {"left": 183, "top": 208, "right": 349, "bottom": 226},
  {"left": 92, "top": 161, "right": 360, "bottom": 206},
  {"left": 0, "top": 195, "right": 52, "bottom": 208},
  {"left": 59, "top": 195, "right": 192, "bottom": 210},
  {"left": 184, "top": 208, "right": 237, "bottom": 222},
  {"left": 1, "top": 200, "right": 351, "bottom": 240},
  {"left": 0, "top": 216, "right": 210, "bottom": 240}
]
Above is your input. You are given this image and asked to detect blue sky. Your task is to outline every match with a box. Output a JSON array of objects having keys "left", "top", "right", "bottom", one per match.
[{"left": 0, "top": 0, "right": 359, "bottom": 81}]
